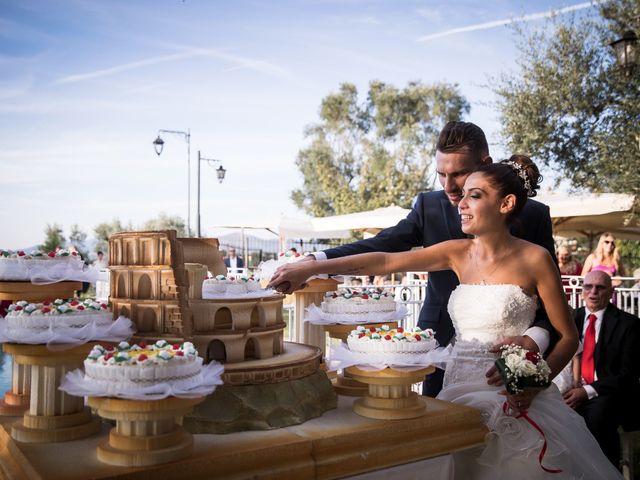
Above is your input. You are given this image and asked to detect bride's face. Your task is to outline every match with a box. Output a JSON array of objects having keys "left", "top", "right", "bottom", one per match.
[{"left": 458, "top": 172, "right": 513, "bottom": 235}]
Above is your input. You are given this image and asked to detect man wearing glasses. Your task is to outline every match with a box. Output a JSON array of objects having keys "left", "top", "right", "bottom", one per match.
[{"left": 563, "top": 270, "right": 640, "bottom": 467}]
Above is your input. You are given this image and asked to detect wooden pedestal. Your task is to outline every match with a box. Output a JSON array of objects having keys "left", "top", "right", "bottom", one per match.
[
  {"left": 88, "top": 396, "right": 205, "bottom": 467},
  {"left": 345, "top": 365, "right": 435, "bottom": 420},
  {"left": 0, "top": 281, "right": 81, "bottom": 416},
  {"left": 4, "top": 343, "right": 101, "bottom": 443},
  {"left": 0, "top": 281, "right": 82, "bottom": 302},
  {"left": 324, "top": 322, "right": 399, "bottom": 397},
  {"left": 0, "top": 360, "right": 30, "bottom": 416},
  {"left": 289, "top": 278, "right": 339, "bottom": 354}
]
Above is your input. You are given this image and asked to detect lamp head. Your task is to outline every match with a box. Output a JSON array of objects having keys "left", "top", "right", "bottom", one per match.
[
  {"left": 216, "top": 165, "right": 226, "bottom": 183},
  {"left": 610, "top": 30, "right": 638, "bottom": 75},
  {"left": 153, "top": 135, "right": 165, "bottom": 156}
]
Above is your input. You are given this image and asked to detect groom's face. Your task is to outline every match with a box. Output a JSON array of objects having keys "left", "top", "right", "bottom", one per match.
[{"left": 436, "top": 150, "right": 488, "bottom": 206}]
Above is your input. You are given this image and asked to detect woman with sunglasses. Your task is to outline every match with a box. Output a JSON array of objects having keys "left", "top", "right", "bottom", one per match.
[{"left": 582, "top": 233, "right": 625, "bottom": 288}]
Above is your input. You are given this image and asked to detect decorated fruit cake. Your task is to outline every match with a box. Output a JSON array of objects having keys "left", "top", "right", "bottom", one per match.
[
  {"left": 321, "top": 289, "right": 397, "bottom": 315},
  {"left": 202, "top": 275, "right": 262, "bottom": 297},
  {"left": 83, "top": 340, "right": 203, "bottom": 394},
  {"left": 0, "top": 249, "right": 84, "bottom": 281},
  {"left": 4, "top": 298, "right": 111, "bottom": 334},
  {"left": 347, "top": 324, "right": 435, "bottom": 354}
]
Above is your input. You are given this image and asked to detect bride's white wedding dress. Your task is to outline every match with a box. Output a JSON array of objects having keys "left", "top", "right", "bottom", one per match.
[{"left": 437, "top": 284, "right": 621, "bottom": 479}]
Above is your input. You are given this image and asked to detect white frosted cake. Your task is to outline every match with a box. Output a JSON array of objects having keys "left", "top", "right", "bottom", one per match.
[
  {"left": 83, "top": 340, "right": 203, "bottom": 395},
  {"left": 202, "top": 275, "right": 263, "bottom": 298},
  {"left": 4, "top": 298, "right": 111, "bottom": 334},
  {"left": 0, "top": 249, "right": 84, "bottom": 281},
  {"left": 347, "top": 324, "right": 435, "bottom": 354},
  {"left": 321, "top": 289, "right": 397, "bottom": 315}
]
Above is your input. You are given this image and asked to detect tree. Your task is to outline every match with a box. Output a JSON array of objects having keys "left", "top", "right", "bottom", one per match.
[
  {"left": 41, "top": 223, "right": 65, "bottom": 252},
  {"left": 291, "top": 81, "right": 470, "bottom": 217},
  {"left": 94, "top": 219, "right": 133, "bottom": 254},
  {"left": 493, "top": 0, "right": 640, "bottom": 196},
  {"left": 142, "top": 213, "right": 187, "bottom": 237},
  {"left": 68, "top": 224, "right": 89, "bottom": 261}
]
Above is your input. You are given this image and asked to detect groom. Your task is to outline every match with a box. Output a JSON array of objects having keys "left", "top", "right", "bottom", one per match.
[{"left": 282, "top": 121, "right": 557, "bottom": 396}]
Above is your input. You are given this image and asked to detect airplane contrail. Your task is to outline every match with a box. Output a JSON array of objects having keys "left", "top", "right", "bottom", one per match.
[{"left": 418, "top": 1, "right": 604, "bottom": 42}]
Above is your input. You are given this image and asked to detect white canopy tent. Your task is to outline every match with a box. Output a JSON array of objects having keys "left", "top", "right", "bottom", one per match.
[
  {"left": 537, "top": 192, "right": 640, "bottom": 241},
  {"left": 278, "top": 205, "right": 411, "bottom": 240},
  {"left": 278, "top": 193, "right": 639, "bottom": 241}
]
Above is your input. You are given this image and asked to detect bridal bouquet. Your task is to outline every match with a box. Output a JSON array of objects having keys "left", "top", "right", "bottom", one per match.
[{"left": 495, "top": 345, "right": 551, "bottom": 394}]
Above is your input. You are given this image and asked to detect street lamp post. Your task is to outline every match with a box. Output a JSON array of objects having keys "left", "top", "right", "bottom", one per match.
[
  {"left": 197, "top": 150, "right": 226, "bottom": 237},
  {"left": 153, "top": 129, "right": 192, "bottom": 236}
]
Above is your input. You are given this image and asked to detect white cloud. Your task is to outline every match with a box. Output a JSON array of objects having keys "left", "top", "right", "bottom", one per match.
[{"left": 418, "top": 1, "right": 602, "bottom": 42}]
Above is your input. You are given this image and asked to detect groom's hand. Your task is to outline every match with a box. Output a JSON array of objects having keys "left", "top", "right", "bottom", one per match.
[{"left": 486, "top": 335, "right": 540, "bottom": 386}]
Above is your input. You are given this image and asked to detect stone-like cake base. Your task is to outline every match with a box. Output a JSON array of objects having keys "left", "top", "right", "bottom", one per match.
[{"left": 184, "top": 342, "right": 337, "bottom": 433}]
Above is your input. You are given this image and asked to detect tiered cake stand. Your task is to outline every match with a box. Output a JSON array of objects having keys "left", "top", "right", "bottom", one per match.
[
  {"left": 323, "top": 322, "right": 398, "bottom": 396},
  {"left": 345, "top": 365, "right": 435, "bottom": 420},
  {"left": 88, "top": 396, "right": 205, "bottom": 467},
  {"left": 4, "top": 343, "right": 101, "bottom": 442},
  {"left": 0, "top": 281, "right": 81, "bottom": 416}
]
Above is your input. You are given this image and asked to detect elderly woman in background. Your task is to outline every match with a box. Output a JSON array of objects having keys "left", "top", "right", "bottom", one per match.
[{"left": 582, "top": 232, "right": 625, "bottom": 287}]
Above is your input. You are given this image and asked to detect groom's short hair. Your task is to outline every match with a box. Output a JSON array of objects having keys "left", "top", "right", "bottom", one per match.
[{"left": 437, "top": 121, "right": 489, "bottom": 162}]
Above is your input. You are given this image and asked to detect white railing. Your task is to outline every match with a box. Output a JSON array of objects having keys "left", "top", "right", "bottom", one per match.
[{"left": 282, "top": 275, "right": 640, "bottom": 342}]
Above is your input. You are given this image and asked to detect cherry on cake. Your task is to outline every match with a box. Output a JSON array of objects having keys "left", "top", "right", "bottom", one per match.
[
  {"left": 83, "top": 340, "right": 203, "bottom": 395},
  {"left": 347, "top": 324, "right": 435, "bottom": 354},
  {"left": 0, "top": 249, "right": 84, "bottom": 281},
  {"left": 321, "top": 289, "right": 397, "bottom": 315},
  {"left": 3, "top": 298, "right": 111, "bottom": 335}
]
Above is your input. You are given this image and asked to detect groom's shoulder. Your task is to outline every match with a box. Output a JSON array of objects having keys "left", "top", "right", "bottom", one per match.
[{"left": 416, "top": 190, "right": 447, "bottom": 205}]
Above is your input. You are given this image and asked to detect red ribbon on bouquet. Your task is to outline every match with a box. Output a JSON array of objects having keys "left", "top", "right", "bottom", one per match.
[{"left": 502, "top": 402, "right": 562, "bottom": 474}]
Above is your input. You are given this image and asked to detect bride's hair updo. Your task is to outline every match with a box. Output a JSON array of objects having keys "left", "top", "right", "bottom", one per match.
[{"left": 477, "top": 154, "right": 542, "bottom": 221}]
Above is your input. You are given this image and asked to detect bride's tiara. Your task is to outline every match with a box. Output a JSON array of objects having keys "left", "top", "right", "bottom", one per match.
[{"left": 503, "top": 161, "right": 535, "bottom": 197}]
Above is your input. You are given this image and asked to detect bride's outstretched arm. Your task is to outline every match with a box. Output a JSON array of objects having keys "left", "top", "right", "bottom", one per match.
[
  {"left": 267, "top": 240, "right": 466, "bottom": 294},
  {"left": 533, "top": 248, "right": 580, "bottom": 378}
]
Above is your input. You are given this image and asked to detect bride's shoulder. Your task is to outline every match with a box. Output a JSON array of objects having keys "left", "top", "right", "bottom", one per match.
[{"left": 516, "top": 240, "right": 556, "bottom": 267}]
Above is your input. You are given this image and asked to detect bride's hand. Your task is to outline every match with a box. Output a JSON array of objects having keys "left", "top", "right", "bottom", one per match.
[
  {"left": 500, "top": 389, "right": 540, "bottom": 413},
  {"left": 267, "top": 262, "right": 313, "bottom": 294}
]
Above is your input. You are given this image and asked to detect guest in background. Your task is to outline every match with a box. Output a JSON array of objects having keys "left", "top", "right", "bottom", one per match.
[
  {"left": 223, "top": 247, "right": 244, "bottom": 273},
  {"left": 94, "top": 251, "right": 108, "bottom": 269},
  {"left": 558, "top": 245, "right": 582, "bottom": 276},
  {"left": 563, "top": 270, "right": 640, "bottom": 466},
  {"left": 582, "top": 233, "right": 625, "bottom": 287}
]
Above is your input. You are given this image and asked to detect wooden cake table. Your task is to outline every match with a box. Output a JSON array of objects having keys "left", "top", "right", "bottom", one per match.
[
  {"left": 323, "top": 323, "right": 398, "bottom": 397},
  {"left": 4, "top": 343, "right": 101, "bottom": 443},
  {"left": 345, "top": 365, "right": 435, "bottom": 420},
  {"left": 87, "top": 396, "right": 205, "bottom": 467},
  {"left": 0, "top": 281, "right": 82, "bottom": 416}
]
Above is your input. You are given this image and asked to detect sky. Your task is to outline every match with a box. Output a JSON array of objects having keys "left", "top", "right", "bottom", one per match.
[{"left": 0, "top": 0, "right": 600, "bottom": 250}]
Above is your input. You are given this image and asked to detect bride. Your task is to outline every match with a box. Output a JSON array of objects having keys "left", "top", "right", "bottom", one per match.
[{"left": 268, "top": 156, "right": 621, "bottom": 479}]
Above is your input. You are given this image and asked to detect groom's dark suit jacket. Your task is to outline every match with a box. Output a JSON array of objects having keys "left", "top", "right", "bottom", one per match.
[
  {"left": 324, "top": 190, "right": 557, "bottom": 348},
  {"left": 574, "top": 305, "right": 640, "bottom": 405}
]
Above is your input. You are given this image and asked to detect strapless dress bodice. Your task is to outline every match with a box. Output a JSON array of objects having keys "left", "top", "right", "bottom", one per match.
[{"left": 448, "top": 284, "right": 538, "bottom": 345}]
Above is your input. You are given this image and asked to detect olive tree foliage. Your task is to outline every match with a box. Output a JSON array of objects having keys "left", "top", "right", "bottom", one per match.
[
  {"left": 493, "top": 0, "right": 640, "bottom": 196},
  {"left": 291, "top": 81, "right": 470, "bottom": 217},
  {"left": 41, "top": 223, "right": 66, "bottom": 252},
  {"left": 93, "top": 219, "right": 134, "bottom": 254}
]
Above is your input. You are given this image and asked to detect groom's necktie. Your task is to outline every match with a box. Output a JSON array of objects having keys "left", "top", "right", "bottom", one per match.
[{"left": 581, "top": 314, "right": 598, "bottom": 384}]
